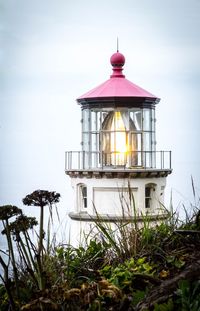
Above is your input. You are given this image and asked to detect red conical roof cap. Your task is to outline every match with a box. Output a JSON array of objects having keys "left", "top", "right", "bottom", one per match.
[{"left": 77, "top": 51, "right": 159, "bottom": 101}]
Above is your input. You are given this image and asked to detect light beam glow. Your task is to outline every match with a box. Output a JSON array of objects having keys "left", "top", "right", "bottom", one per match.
[{"left": 110, "top": 111, "right": 128, "bottom": 165}]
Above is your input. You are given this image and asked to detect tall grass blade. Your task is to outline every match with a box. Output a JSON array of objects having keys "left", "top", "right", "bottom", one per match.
[{"left": 191, "top": 175, "right": 196, "bottom": 200}]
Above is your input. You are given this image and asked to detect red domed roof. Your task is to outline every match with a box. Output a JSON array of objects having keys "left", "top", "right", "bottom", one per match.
[{"left": 77, "top": 51, "right": 158, "bottom": 102}]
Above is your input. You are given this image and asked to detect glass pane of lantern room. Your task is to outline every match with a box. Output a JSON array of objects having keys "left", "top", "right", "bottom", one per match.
[
  {"left": 82, "top": 109, "right": 90, "bottom": 132},
  {"left": 96, "top": 111, "right": 101, "bottom": 131},
  {"left": 91, "top": 110, "right": 98, "bottom": 132},
  {"left": 82, "top": 133, "right": 89, "bottom": 152},
  {"left": 101, "top": 110, "right": 112, "bottom": 129},
  {"left": 143, "top": 133, "right": 152, "bottom": 168},
  {"left": 151, "top": 109, "right": 156, "bottom": 132},
  {"left": 91, "top": 133, "right": 99, "bottom": 168},
  {"left": 151, "top": 132, "right": 156, "bottom": 168},
  {"left": 129, "top": 133, "right": 142, "bottom": 166},
  {"left": 91, "top": 133, "right": 99, "bottom": 152},
  {"left": 102, "top": 132, "right": 111, "bottom": 166},
  {"left": 143, "top": 109, "right": 151, "bottom": 131},
  {"left": 129, "top": 109, "right": 142, "bottom": 131},
  {"left": 82, "top": 133, "right": 90, "bottom": 168}
]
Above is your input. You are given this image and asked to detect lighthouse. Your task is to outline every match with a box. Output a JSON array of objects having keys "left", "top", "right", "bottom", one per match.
[{"left": 65, "top": 50, "right": 172, "bottom": 234}]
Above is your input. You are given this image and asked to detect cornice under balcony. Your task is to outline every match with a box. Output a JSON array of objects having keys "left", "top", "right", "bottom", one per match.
[{"left": 65, "top": 168, "right": 172, "bottom": 179}]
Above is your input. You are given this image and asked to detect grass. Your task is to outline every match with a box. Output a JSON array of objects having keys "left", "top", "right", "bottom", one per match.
[{"left": 0, "top": 185, "right": 200, "bottom": 310}]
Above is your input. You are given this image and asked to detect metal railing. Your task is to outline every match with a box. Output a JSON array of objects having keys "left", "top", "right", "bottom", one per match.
[{"left": 65, "top": 150, "right": 172, "bottom": 171}]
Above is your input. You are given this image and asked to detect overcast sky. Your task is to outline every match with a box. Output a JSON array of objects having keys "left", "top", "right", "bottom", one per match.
[{"left": 0, "top": 0, "right": 200, "bottom": 226}]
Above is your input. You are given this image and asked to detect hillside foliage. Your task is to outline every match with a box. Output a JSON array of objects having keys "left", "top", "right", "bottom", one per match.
[{"left": 0, "top": 188, "right": 200, "bottom": 311}]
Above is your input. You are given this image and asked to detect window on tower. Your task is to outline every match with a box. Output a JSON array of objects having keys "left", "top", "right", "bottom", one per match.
[
  {"left": 81, "top": 185, "right": 87, "bottom": 208},
  {"left": 78, "top": 184, "right": 88, "bottom": 210},
  {"left": 145, "top": 183, "right": 156, "bottom": 209}
]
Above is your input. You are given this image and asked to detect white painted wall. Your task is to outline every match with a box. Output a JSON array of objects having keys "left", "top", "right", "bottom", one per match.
[{"left": 70, "top": 176, "right": 167, "bottom": 217}]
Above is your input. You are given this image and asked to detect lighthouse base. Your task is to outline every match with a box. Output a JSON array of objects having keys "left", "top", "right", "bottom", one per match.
[{"left": 67, "top": 169, "right": 170, "bottom": 221}]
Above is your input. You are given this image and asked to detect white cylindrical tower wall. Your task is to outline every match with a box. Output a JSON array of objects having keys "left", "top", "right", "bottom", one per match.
[{"left": 70, "top": 176, "right": 167, "bottom": 218}]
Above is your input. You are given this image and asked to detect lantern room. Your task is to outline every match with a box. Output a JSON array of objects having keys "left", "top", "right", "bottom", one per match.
[
  {"left": 80, "top": 104, "right": 156, "bottom": 169},
  {"left": 65, "top": 51, "right": 172, "bottom": 224}
]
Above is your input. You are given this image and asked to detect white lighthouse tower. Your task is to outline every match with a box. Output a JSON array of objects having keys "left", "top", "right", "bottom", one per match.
[{"left": 65, "top": 50, "right": 172, "bottom": 235}]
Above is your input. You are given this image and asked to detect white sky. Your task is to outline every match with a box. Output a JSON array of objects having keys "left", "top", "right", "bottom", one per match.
[{"left": 0, "top": 0, "right": 200, "bottom": 225}]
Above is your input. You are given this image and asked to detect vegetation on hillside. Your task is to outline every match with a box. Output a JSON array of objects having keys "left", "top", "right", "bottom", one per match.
[{"left": 0, "top": 186, "right": 200, "bottom": 311}]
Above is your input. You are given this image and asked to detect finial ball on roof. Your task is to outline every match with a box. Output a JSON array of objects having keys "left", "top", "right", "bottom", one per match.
[{"left": 110, "top": 52, "right": 125, "bottom": 67}]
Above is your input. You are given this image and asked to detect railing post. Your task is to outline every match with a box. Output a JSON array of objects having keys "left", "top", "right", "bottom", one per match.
[
  {"left": 67, "top": 152, "right": 69, "bottom": 169},
  {"left": 83, "top": 151, "right": 85, "bottom": 169},
  {"left": 163, "top": 151, "right": 165, "bottom": 169},
  {"left": 160, "top": 151, "right": 162, "bottom": 169},
  {"left": 169, "top": 151, "right": 172, "bottom": 169},
  {"left": 65, "top": 152, "right": 67, "bottom": 170},
  {"left": 68, "top": 152, "right": 71, "bottom": 169},
  {"left": 155, "top": 151, "right": 157, "bottom": 169}
]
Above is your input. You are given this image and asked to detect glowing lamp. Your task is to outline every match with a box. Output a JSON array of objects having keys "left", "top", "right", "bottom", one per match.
[{"left": 102, "top": 111, "right": 128, "bottom": 166}]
